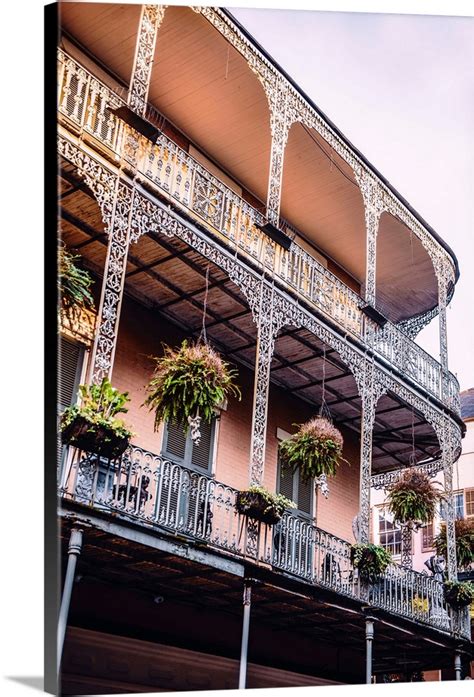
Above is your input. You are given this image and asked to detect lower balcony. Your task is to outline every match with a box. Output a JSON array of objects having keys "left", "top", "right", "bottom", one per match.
[{"left": 59, "top": 443, "right": 470, "bottom": 642}]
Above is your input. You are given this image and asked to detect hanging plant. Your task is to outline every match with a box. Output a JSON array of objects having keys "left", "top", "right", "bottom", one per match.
[
  {"left": 235, "top": 485, "right": 296, "bottom": 526},
  {"left": 58, "top": 245, "right": 95, "bottom": 321},
  {"left": 60, "top": 377, "right": 133, "bottom": 459},
  {"left": 350, "top": 543, "right": 392, "bottom": 583},
  {"left": 279, "top": 416, "right": 345, "bottom": 484},
  {"left": 434, "top": 518, "right": 474, "bottom": 571},
  {"left": 443, "top": 580, "right": 474, "bottom": 610},
  {"left": 387, "top": 469, "right": 440, "bottom": 526},
  {"left": 143, "top": 340, "right": 240, "bottom": 444}
]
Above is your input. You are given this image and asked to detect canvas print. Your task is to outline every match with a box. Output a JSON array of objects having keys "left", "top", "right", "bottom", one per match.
[{"left": 52, "top": 2, "right": 473, "bottom": 694}]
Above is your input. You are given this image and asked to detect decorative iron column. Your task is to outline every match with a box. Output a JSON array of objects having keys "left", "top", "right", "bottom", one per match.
[
  {"left": 57, "top": 526, "right": 83, "bottom": 673},
  {"left": 400, "top": 524, "right": 413, "bottom": 569},
  {"left": 249, "top": 285, "right": 279, "bottom": 485},
  {"left": 357, "top": 359, "right": 384, "bottom": 544},
  {"left": 128, "top": 5, "right": 166, "bottom": 115},
  {"left": 265, "top": 87, "right": 291, "bottom": 226},
  {"left": 238, "top": 580, "right": 253, "bottom": 689},
  {"left": 89, "top": 180, "right": 135, "bottom": 383},
  {"left": 365, "top": 616, "right": 375, "bottom": 684},
  {"left": 356, "top": 172, "right": 383, "bottom": 307},
  {"left": 440, "top": 421, "right": 458, "bottom": 582},
  {"left": 454, "top": 651, "right": 462, "bottom": 681},
  {"left": 437, "top": 264, "right": 450, "bottom": 403}
]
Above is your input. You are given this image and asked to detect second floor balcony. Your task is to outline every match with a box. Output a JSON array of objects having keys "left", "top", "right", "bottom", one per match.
[{"left": 59, "top": 443, "right": 471, "bottom": 642}]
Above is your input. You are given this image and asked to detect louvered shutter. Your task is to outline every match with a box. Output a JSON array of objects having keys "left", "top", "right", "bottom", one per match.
[
  {"left": 58, "top": 336, "right": 84, "bottom": 412},
  {"left": 58, "top": 335, "right": 84, "bottom": 466},
  {"left": 164, "top": 421, "right": 187, "bottom": 461},
  {"left": 191, "top": 419, "right": 213, "bottom": 472},
  {"left": 279, "top": 461, "right": 295, "bottom": 501},
  {"left": 297, "top": 473, "right": 313, "bottom": 517}
]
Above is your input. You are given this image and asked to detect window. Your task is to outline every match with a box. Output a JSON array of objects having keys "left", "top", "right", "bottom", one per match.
[
  {"left": 465, "top": 489, "right": 474, "bottom": 518},
  {"left": 422, "top": 522, "right": 434, "bottom": 551},
  {"left": 162, "top": 418, "right": 216, "bottom": 474},
  {"left": 377, "top": 508, "right": 402, "bottom": 556},
  {"left": 58, "top": 335, "right": 85, "bottom": 467},
  {"left": 278, "top": 459, "right": 313, "bottom": 518},
  {"left": 439, "top": 492, "right": 464, "bottom": 521}
]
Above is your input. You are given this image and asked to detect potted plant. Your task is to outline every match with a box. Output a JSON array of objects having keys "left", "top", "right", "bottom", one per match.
[
  {"left": 60, "top": 377, "right": 133, "bottom": 459},
  {"left": 434, "top": 518, "right": 474, "bottom": 571},
  {"left": 279, "top": 416, "right": 345, "bottom": 483},
  {"left": 443, "top": 580, "right": 474, "bottom": 610},
  {"left": 387, "top": 469, "right": 440, "bottom": 526},
  {"left": 143, "top": 340, "right": 240, "bottom": 444},
  {"left": 58, "top": 245, "right": 95, "bottom": 322},
  {"left": 235, "top": 485, "right": 296, "bottom": 526},
  {"left": 350, "top": 543, "right": 392, "bottom": 583}
]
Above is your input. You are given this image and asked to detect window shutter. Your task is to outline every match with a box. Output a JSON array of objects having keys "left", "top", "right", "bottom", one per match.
[
  {"left": 279, "top": 461, "right": 295, "bottom": 501},
  {"left": 164, "top": 421, "right": 187, "bottom": 461},
  {"left": 191, "top": 419, "right": 213, "bottom": 472},
  {"left": 297, "top": 473, "right": 312, "bottom": 516},
  {"left": 58, "top": 335, "right": 84, "bottom": 411}
]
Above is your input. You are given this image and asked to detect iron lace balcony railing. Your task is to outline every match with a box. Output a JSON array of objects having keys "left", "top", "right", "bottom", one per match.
[
  {"left": 59, "top": 444, "right": 470, "bottom": 640},
  {"left": 57, "top": 49, "right": 460, "bottom": 414}
]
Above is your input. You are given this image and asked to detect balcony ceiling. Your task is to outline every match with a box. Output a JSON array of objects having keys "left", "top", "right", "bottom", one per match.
[{"left": 60, "top": 3, "right": 441, "bottom": 322}]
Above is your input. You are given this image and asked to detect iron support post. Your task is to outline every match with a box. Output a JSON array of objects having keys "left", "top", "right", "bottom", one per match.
[
  {"left": 57, "top": 526, "right": 83, "bottom": 674},
  {"left": 454, "top": 651, "right": 462, "bottom": 681},
  {"left": 239, "top": 581, "right": 253, "bottom": 689},
  {"left": 365, "top": 617, "right": 375, "bottom": 685}
]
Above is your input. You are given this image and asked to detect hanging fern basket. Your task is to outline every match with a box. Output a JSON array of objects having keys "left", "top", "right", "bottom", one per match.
[
  {"left": 387, "top": 468, "right": 440, "bottom": 526},
  {"left": 434, "top": 518, "right": 474, "bottom": 571},
  {"left": 279, "top": 416, "right": 344, "bottom": 483},
  {"left": 235, "top": 486, "right": 296, "bottom": 526},
  {"left": 60, "top": 378, "right": 133, "bottom": 459},
  {"left": 443, "top": 580, "right": 474, "bottom": 610},
  {"left": 350, "top": 543, "right": 392, "bottom": 583},
  {"left": 143, "top": 340, "right": 240, "bottom": 443}
]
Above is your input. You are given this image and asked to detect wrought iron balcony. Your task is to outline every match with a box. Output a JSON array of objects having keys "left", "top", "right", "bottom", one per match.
[
  {"left": 57, "top": 49, "right": 460, "bottom": 415},
  {"left": 59, "top": 444, "right": 470, "bottom": 640}
]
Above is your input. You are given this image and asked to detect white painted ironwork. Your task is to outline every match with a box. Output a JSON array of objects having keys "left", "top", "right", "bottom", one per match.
[{"left": 128, "top": 5, "right": 166, "bottom": 116}]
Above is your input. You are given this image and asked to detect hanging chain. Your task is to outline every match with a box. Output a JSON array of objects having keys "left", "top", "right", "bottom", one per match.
[{"left": 199, "top": 264, "right": 210, "bottom": 346}]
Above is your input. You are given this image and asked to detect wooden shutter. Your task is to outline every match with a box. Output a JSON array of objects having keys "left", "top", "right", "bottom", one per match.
[
  {"left": 297, "top": 473, "right": 312, "bottom": 517},
  {"left": 164, "top": 421, "right": 187, "bottom": 461},
  {"left": 58, "top": 335, "right": 84, "bottom": 411},
  {"left": 279, "top": 461, "right": 295, "bottom": 501},
  {"left": 191, "top": 419, "right": 213, "bottom": 472}
]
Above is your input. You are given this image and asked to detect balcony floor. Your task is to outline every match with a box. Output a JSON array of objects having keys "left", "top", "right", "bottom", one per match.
[{"left": 59, "top": 506, "right": 464, "bottom": 685}]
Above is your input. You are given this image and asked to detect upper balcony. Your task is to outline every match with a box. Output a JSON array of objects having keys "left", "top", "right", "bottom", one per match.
[{"left": 57, "top": 46, "right": 460, "bottom": 416}]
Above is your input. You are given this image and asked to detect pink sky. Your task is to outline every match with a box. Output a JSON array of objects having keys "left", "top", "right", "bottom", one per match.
[{"left": 231, "top": 5, "right": 474, "bottom": 391}]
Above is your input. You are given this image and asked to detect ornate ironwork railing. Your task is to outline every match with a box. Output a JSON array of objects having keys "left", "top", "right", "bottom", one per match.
[
  {"left": 57, "top": 49, "right": 460, "bottom": 414},
  {"left": 59, "top": 445, "right": 470, "bottom": 639}
]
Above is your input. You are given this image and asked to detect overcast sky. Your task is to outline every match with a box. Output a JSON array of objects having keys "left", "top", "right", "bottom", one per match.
[{"left": 230, "top": 5, "right": 474, "bottom": 391}]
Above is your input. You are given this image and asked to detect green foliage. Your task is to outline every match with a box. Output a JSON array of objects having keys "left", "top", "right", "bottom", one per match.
[
  {"left": 350, "top": 543, "right": 392, "bottom": 583},
  {"left": 387, "top": 469, "right": 440, "bottom": 525},
  {"left": 434, "top": 518, "right": 474, "bottom": 571},
  {"left": 235, "top": 485, "right": 296, "bottom": 524},
  {"left": 59, "top": 245, "right": 95, "bottom": 320},
  {"left": 279, "top": 416, "right": 345, "bottom": 483},
  {"left": 143, "top": 340, "right": 240, "bottom": 432},
  {"left": 443, "top": 580, "right": 474, "bottom": 609},
  {"left": 60, "top": 377, "right": 133, "bottom": 441}
]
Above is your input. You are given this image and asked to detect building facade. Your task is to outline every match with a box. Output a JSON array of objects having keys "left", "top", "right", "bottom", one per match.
[{"left": 53, "top": 3, "right": 471, "bottom": 693}]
